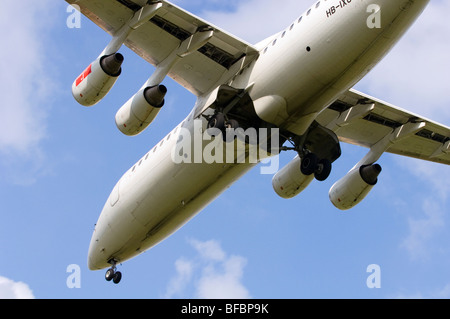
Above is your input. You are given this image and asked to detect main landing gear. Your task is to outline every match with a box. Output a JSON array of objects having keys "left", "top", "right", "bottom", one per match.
[
  {"left": 207, "top": 112, "right": 240, "bottom": 142},
  {"left": 300, "top": 152, "right": 332, "bottom": 182},
  {"left": 105, "top": 262, "right": 122, "bottom": 284},
  {"left": 288, "top": 121, "right": 341, "bottom": 182}
]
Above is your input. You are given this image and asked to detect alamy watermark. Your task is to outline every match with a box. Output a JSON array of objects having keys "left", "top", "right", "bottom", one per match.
[
  {"left": 66, "top": 264, "right": 81, "bottom": 289},
  {"left": 367, "top": 4, "right": 382, "bottom": 29},
  {"left": 66, "top": 4, "right": 81, "bottom": 29},
  {"left": 366, "top": 264, "right": 381, "bottom": 289},
  {"left": 171, "top": 119, "right": 280, "bottom": 175},
  {"left": 326, "top": 2, "right": 382, "bottom": 29}
]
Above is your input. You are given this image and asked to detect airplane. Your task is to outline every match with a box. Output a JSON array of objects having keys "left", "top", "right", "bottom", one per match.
[{"left": 67, "top": 0, "right": 450, "bottom": 284}]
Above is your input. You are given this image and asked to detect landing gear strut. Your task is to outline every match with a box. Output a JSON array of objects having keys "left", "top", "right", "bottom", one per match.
[{"left": 105, "top": 262, "right": 122, "bottom": 284}]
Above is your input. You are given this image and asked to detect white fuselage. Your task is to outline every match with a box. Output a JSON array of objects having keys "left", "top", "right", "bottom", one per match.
[{"left": 88, "top": 0, "right": 429, "bottom": 270}]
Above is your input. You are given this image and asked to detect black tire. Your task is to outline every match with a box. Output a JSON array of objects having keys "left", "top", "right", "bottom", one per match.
[
  {"left": 301, "top": 153, "right": 319, "bottom": 176},
  {"left": 208, "top": 113, "right": 225, "bottom": 131},
  {"left": 105, "top": 268, "right": 115, "bottom": 282},
  {"left": 113, "top": 271, "right": 122, "bottom": 284},
  {"left": 207, "top": 113, "right": 226, "bottom": 138},
  {"left": 226, "top": 119, "right": 239, "bottom": 129},
  {"left": 314, "top": 159, "right": 332, "bottom": 182}
]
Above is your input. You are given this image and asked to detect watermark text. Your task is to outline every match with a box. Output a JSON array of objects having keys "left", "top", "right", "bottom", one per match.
[
  {"left": 366, "top": 264, "right": 381, "bottom": 289},
  {"left": 67, "top": 4, "right": 81, "bottom": 29}
]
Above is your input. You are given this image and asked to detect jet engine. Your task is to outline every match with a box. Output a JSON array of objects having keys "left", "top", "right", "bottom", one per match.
[
  {"left": 72, "top": 53, "right": 124, "bottom": 106},
  {"left": 115, "top": 85, "right": 167, "bottom": 136},
  {"left": 272, "top": 156, "right": 315, "bottom": 199},
  {"left": 329, "top": 164, "right": 382, "bottom": 210}
]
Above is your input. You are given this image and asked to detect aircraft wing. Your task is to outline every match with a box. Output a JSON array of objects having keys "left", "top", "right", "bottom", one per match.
[
  {"left": 67, "top": 0, "right": 259, "bottom": 96},
  {"left": 316, "top": 89, "right": 450, "bottom": 165}
]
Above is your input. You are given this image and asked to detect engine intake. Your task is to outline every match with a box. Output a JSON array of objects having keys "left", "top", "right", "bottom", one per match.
[
  {"left": 329, "top": 164, "right": 382, "bottom": 210},
  {"left": 115, "top": 85, "right": 167, "bottom": 136},
  {"left": 72, "top": 53, "right": 124, "bottom": 107}
]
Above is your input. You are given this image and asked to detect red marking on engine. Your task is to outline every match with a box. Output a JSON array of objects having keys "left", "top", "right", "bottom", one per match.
[{"left": 75, "top": 64, "right": 92, "bottom": 87}]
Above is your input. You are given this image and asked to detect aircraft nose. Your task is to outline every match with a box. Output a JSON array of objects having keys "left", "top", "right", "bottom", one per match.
[
  {"left": 87, "top": 253, "right": 98, "bottom": 271},
  {"left": 88, "top": 236, "right": 101, "bottom": 270},
  {"left": 87, "top": 226, "right": 111, "bottom": 271}
]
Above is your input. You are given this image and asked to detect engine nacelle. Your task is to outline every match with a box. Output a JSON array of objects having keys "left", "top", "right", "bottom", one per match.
[
  {"left": 329, "top": 164, "right": 382, "bottom": 210},
  {"left": 272, "top": 156, "right": 315, "bottom": 199},
  {"left": 115, "top": 85, "right": 167, "bottom": 136},
  {"left": 72, "top": 53, "right": 124, "bottom": 107}
]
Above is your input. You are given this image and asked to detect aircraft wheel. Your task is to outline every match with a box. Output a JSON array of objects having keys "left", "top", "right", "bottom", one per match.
[
  {"left": 105, "top": 268, "right": 115, "bottom": 282},
  {"left": 207, "top": 113, "right": 226, "bottom": 138},
  {"left": 315, "top": 159, "right": 332, "bottom": 181},
  {"left": 226, "top": 119, "right": 239, "bottom": 129},
  {"left": 113, "top": 271, "right": 122, "bottom": 284},
  {"left": 208, "top": 113, "right": 225, "bottom": 131},
  {"left": 301, "top": 153, "right": 318, "bottom": 176}
]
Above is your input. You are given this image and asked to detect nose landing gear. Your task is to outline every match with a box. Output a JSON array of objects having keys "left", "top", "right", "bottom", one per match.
[{"left": 105, "top": 261, "right": 122, "bottom": 284}]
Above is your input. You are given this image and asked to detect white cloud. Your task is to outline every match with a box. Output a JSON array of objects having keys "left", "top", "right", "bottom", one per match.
[
  {"left": 196, "top": 254, "right": 250, "bottom": 299},
  {"left": 163, "top": 258, "right": 194, "bottom": 299},
  {"left": 400, "top": 197, "right": 446, "bottom": 260},
  {"left": 0, "top": 0, "right": 54, "bottom": 153},
  {"left": 171, "top": 0, "right": 311, "bottom": 44},
  {"left": 400, "top": 158, "right": 450, "bottom": 201},
  {"left": 0, "top": 0, "right": 57, "bottom": 184},
  {"left": 163, "top": 239, "right": 251, "bottom": 299},
  {"left": 356, "top": 1, "right": 450, "bottom": 123},
  {"left": 0, "top": 276, "right": 35, "bottom": 299},
  {"left": 396, "top": 156, "right": 450, "bottom": 260},
  {"left": 189, "top": 238, "right": 226, "bottom": 262},
  {"left": 201, "top": 0, "right": 309, "bottom": 44}
]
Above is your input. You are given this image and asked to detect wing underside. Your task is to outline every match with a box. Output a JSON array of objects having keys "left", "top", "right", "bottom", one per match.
[
  {"left": 67, "top": 0, "right": 259, "bottom": 96},
  {"left": 317, "top": 89, "right": 450, "bottom": 165}
]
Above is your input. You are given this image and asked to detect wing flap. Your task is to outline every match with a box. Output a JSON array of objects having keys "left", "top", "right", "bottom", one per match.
[
  {"left": 67, "top": 0, "right": 259, "bottom": 96},
  {"left": 317, "top": 89, "right": 450, "bottom": 165}
]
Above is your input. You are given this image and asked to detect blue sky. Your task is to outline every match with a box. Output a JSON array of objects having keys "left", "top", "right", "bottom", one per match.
[{"left": 0, "top": 0, "right": 449, "bottom": 299}]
